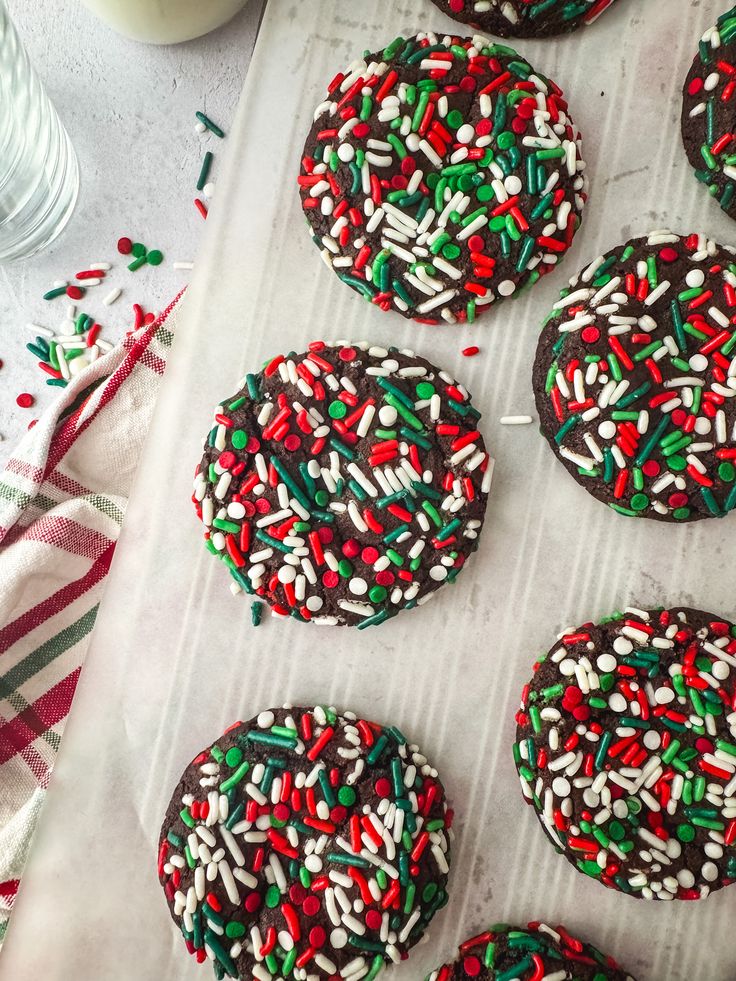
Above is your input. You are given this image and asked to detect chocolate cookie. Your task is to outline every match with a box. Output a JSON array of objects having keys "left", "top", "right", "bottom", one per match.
[
  {"left": 428, "top": 0, "right": 619, "bottom": 39},
  {"left": 426, "top": 921, "right": 636, "bottom": 979},
  {"left": 158, "top": 704, "right": 452, "bottom": 979},
  {"left": 192, "top": 342, "right": 491, "bottom": 627},
  {"left": 298, "top": 33, "right": 587, "bottom": 324},
  {"left": 682, "top": 7, "right": 736, "bottom": 219},
  {"left": 515, "top": 606, "right": 736, "bottom": 901},
  {"left": 533, "top": 231, "right": 736, "bottom": 522}
]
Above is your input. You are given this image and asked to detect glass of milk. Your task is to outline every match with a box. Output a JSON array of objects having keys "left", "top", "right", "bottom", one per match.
[{"left": 79, "top": 0, "right": 250, "bottom": 45}]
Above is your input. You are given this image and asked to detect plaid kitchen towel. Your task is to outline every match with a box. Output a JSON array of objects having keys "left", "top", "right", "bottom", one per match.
[{"left": 0, "top": 293, "right": 181, "bottom": 948}]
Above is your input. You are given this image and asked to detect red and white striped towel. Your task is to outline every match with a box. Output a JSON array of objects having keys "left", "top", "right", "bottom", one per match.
[{"left": 0, "top": 294, "right": 181, "bottom": 947}]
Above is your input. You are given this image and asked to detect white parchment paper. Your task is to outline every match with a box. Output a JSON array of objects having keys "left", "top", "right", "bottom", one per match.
[{"left": 2, "top": 1, "right": 735, "bottom": 978}]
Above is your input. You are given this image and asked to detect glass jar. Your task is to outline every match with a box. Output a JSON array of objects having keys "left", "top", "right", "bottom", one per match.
[{"left": 0, "top": 1, "right": 80, "bottom": 262}]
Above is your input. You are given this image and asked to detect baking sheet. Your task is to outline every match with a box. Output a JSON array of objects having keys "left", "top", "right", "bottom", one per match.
[{"left": 2, "top": 1, "right": 736, "bottom": 978}]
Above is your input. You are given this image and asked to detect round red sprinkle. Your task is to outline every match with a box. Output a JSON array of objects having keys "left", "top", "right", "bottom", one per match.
[
  {"left": 244, "top": 892, "right": 261, "bottom": 913},
  {"left": 283, "top": 434, "right": 302, "bottom": 452},
  {"left": 66, "top": 285, "right": 83, "bottom": 300},
  {"left": 309, "top": 926, "right": 326, "bottom": 948},
  {"left": 581, "top": 326, "right": 600, "bottom": 344},
  {"left": 117, "top": 236, "right": 133, "bottom": 254},
  {"left": 400, "top": 157, "right": 416, "bottom": 176},
  {"left": 390, "top": 175, "right": 408, "bottom": 190},
  {"left": 342, "top": 538, "right": 360, "bottom": 558},
  {"left": 659, "top": 246, "right": 679, "bottom": 263},
  {"left": 361, "top": 546, "right": 379, "bottom": 564},
  {"left": 322, "top": 571, "right": 339, "bottom": 589},
  {"left": 669, "top": 492, "right": 689, "bottom": 509},
  {"left": 365, "top": 910, "right": 382, "bottom": 931},
  {"left": 273, "top": 803, "right": 290, "bottom": 823},
  {"left": 352, "top": 123, "right": 370, "bottom": 139},
  {"left": 374, "top": 777, "right": 391, "bottom": 798},
  {"left": 317, "top": 526, "right": 333, "bottom": 544},
  {"left": 302, "top": 896, "right": 321, "bottom": 917},
  {"left": 463, "top": 957, "right": 481, "bottom": 978},
  {"left": 375, "top": 570, "right": 394, "bottom": 586},
  {"left": 339, "top": 347, "right": 357, "bottom": 362},
  {"left": 219, "top": 451, "right": 236, "bottom": 469},
  {"left": 289, "top": 883, "right": 307, "bottom": 904},
  {"left": 242, "top": 501, "right": 256, "bottom": 518},
  {"left": 467, "top": 235, "right": 485, "bottom": 252},
  {"left": 671, "top": 408, "right": 687, "bottom": 426},
  {"left": 642, "top": 460, "right": 660, "bottom": 477},
  {"left": 245, "top": 437, "right": 261, "bottom": 453},
  {"left": 563, "top": 685, "right": 583, "bottom": 707},
  {"left": 255, "top": 498, "right": 271, "bottom": 514},
  {"left": 16, "top": 393, "right": 34, "bottom": 408}
]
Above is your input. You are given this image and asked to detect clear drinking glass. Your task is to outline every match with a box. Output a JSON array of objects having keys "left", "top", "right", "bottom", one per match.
[{"left": 0, "top": 1, "right": 79, "bottom": 262}]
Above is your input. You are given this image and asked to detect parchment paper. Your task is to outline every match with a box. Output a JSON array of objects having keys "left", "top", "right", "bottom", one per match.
[{"left": 2, "top": 1, "right": 735, "bottom": 978}]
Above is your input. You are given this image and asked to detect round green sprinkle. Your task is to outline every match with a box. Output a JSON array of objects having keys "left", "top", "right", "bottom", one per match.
[
  {"left": 630, "top": 493, "right": 649, "bottom": 511},
  {"left": 131, "top": 242, "right": 146, "bottom": 258},
  {"left": 147, "top": 249, "right": 164, "bottom": 266},
  {"left": 476, "top": 184, "right": 494, "bottom": 202},
  {"left": 718, "top": 462, "right": 736, "bottom": 482},
  {"left": 265, "top": 884, "right": 280, "bottom": 908},
  {"left": 446, "top": 109, "right": 464, "bottom": 129},
  {"left": 497, "top": 131, "right": 516, "bottom": 149},
  {"left": 225, "top": 922, "right": 245, "bottom": 939},
  {"left": 677, "top": 823, "right": 696, "bottom": 842},
  {"left": 338, "top": 559, "right": 353, "bottom": 578},
  {"left": 225, "top": 747, "right": 243, "bottom": 767},
  {"left": 315, "top": 490, "right": 329, "bottom": 506},
  {"left": 231, "top": 430, "right": 248, "bottom": 449},
  {"left": 416, "top": 381, "right": 435, "bottom": 399},
  {"left": 674, "top": 507, "right": 691, "bottom": 521},
  {"left": 338, "top": 786, "right": 356, "bottom": 806},
  {"left": 328, "top": 401, "right": 347, "bottom": 419},
  {"left": 369, "top": 585, "right": 388, "bottom": 603},
  {"left": 441, "top": 243, "right": 461, "bottom": 260}
]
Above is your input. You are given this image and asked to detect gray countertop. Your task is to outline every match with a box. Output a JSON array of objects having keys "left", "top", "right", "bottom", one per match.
[{"left": 0, "top": 0, "right": 265, "bottom": 462}]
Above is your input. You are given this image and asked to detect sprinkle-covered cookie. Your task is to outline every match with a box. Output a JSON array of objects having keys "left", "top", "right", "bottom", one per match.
[
  {"left": 533, "top": 230, "right": 736, "bottom": 522},
  {"left": 426, "top": 921, "right": 637, "bottom": 980},
  {"left": 192, "top": 342, "right": 491, "bottom": 627},
  {"left": 158, "top": 704, "right": 452, "bottom": 980},
  {"left": 298, "top": 33, "right": 587, "bottom": 324},
  {"left": 682, "top": 7, "right": 736, "bottom": 220},
  {"left": 428, "top": 0, "right": 619, "bottom": 39},
  {"left": 515, "top": 606, "right": 736, "bottom": 902}
]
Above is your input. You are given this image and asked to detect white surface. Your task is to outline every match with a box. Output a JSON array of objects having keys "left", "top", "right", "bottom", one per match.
[
  {"left": 3, "top": 1, "right": 736, "bottom": 980},
  {"left": 0, "top": 0, "right": 264, "bottom": 461}
]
